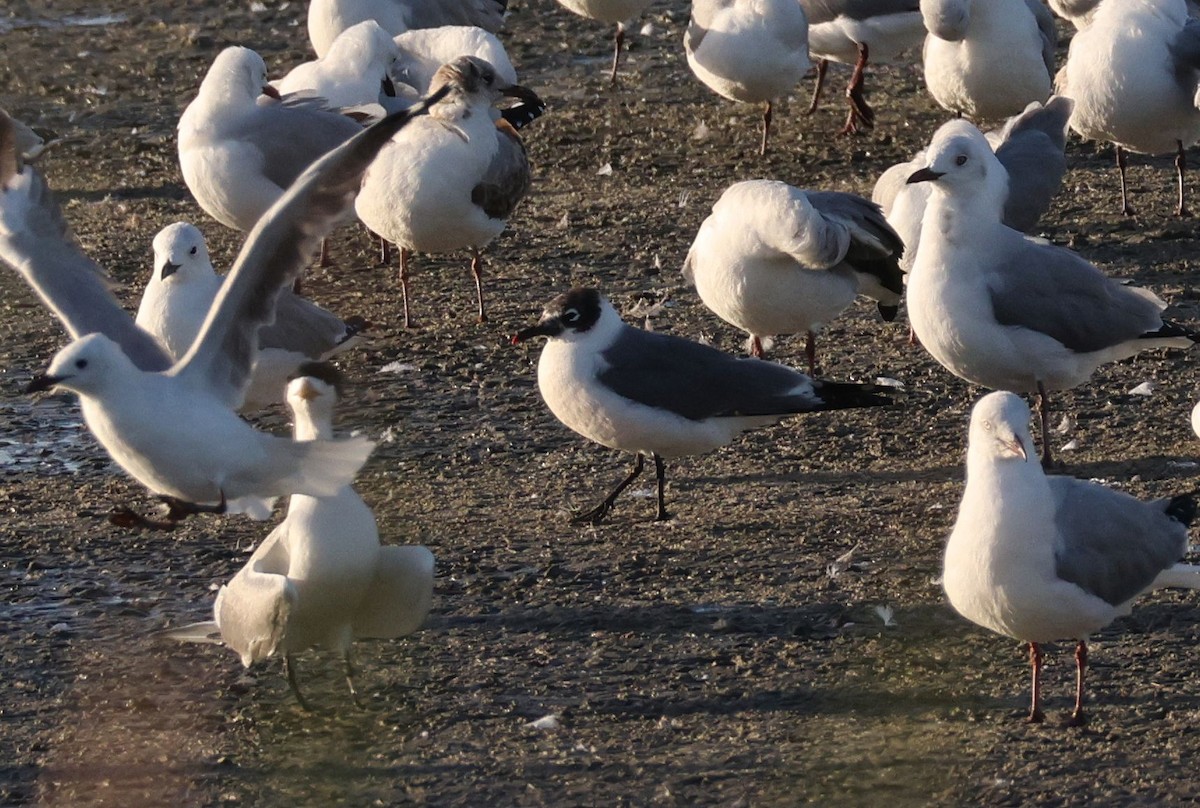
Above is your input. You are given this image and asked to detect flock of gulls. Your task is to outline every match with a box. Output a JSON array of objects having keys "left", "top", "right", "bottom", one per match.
[{"left": 2, "top": 0, "right": 1200, "bottom": 724}]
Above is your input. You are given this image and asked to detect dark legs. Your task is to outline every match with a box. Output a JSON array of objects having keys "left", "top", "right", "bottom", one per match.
[
  {"left": 318, "top": 238, "right": 332, "bottom": 268},
  {"left": 1027, "top": 641, "right": 1045, "bottom": 724},
  {"left": 806, "top": 58, "right": 829, "bottom": 115},
  {"left": 652, "top": 453, "right": 669, "bottom": 521},
  {"left": 839, "top": 43, "right": 874, "bottom": 136},
  {"left": 610, "top": 23, "right": 625, "bottom": 87},
  {"left": 574, "top": 453, "right": 670, "bottom": 524},
  {"left": 1035, "top": 381, "right": 1054, "bottom": 469},
  {"left": 470, "top": 248, "right": 487, "bottom": 323},
  {"left": 1116, "top": 145, "right": 1134, "bottom": 216},
  {"left": 109, "top": 490, "right": 227, "bottom": 531},
  {"left": 805, "top": 331, "right": 817, "bottom": 377},
  {"left": 285, "top": 654, "right": 313, "bottom": 711},
  {"left": 760, "top": 101, "right": 773, "bottom": 156},
  {"left": 1176, "top": 140, "right": 1190, "bottom": 217},
  {"left": 1069, "top": 640, "right": 1088, "bottom": 726}
]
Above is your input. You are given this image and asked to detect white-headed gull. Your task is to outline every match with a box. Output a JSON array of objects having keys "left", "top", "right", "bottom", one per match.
[
  {"left": 1059, "top": 0, "right": 1200, "bottom": 216},
  {"left": 392, "top": 25, "right": 516, "bottom": 93},
  {"left": 684, "top": 0, "right": 812, "bottom": 155},
  {"left": 905, "top": 120, "right": 1197, "bottom": 466},
  {"left": 308, "top": 0, "right": 506, "bottom": 57},
  {"left": 800, "top": 0, "right": 925, "bottom": 135},
  {"left": 682, "top": 179, "right": 904, "bottom": 374},
  {"left": 210, "top": 369, "right": 434, "bottom": 709},
  {"left": 356, "top": 56, "right": 545, "bottom": 327},
  {"left": 178, "top": 47, "right": 364, "bottom": 235},
  {"left": 511, "top": 288, "right": 890, "bottom": 524},
  {"left": 0, "top": 98, "right": 443, "bottom": 525},
  {"left": 944, "top": 391, "right": 1200, "bottom": 725},
  {"left": 273, "top": 21, "right": 402, "bottom": 110},
  {"left": 136, "top": 222, "right": 365, "bottom": 411},
  {"left": 920, "top": 0, "right": 1055, "bottom": 120},
  {"left": 552, "top": 0, "right": 654, "bottom": 86}
]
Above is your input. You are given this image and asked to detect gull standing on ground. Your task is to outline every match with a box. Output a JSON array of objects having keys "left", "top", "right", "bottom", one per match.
[
  {"left": 0, "top": 99, "right": 442, "bottom": 524},
  {"left": 800, "top": 0, "right": 925, "bottom": 135},
  {"left": 682, "top": 180, "right": 904, "bottom": 373},
  {"left": 136, "top": 222, "right": 366, "bottom": 410},
  {"left": 874, "top": 96, "right": 1072, "bottom": 271},
  {"left": 920, "top": 0, "right": 1055, "bottom": 120},
  {"left": 1059, "top": 0, "right": 1200, "bottom": 216},
  {"left": 684, "top": 0, "right": 812, "bottom": 155},
  {"left": 552, "top": 0, "right": 654, "bottom": 86},
  {"left": 511, "top": 288, "right": 890, "bottom": 524},
  {"left": 178, "top": 47, "right": 364, "bottom": 236},
  {"left": 308, "top": 0, "right": 506, "bottom": 57},
  {"left": 905, "top": 120, "right": 1197, "bottom": 466},
  {"left": 944, "top": 392, "right": 1200, "bottom": 725},
  {"left": 356, "top": 56, "right": 545, "bottom": 327},
  {"left": 208, "top": 369, "right": 434, "bottom": 709},
  {"left": 273, "top": 21, "right": 402, "bottom": 110}
]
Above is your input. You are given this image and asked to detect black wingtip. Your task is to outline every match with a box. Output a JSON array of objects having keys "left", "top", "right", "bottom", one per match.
[
  {"left": 812, "top": 380, "right": 893, "bottom": 410},
  {"left": 1145, "top": 319, "right": 1200, "bottom": 343},
  {"left": 500, "top": 98, "right": 547, "bottom": 131},
  {"left": 291, "top": 360, "right": 346, "bottom": 398},
  {"left": 877, "top": 303, "right": 899, "bottom": 323},
  {"left": 1166, "top": 493, "right": 1197, "bottom": 527}
]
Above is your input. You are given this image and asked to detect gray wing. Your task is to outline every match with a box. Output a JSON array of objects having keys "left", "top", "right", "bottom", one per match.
[
  {"left": 213, "top": 523, "right": 294, "bottom": 664},
  {"left": 0, "top": 113, "right": 173, "bottom": 372},
  {"left": 259, "top": 291, "right": 353, "bottom": 357},
  {"left": 1024, "top": 0, "right": 1057, "bottom": 75},
  {"left": 800, "top": 0, "right": 919, "bottom": 25},
  {"left": 1049, "top": 477, "right": 1188, "bottom": 607},
  {"left": 994, "top": 97, "right": 1072, "bottom": 232},
  {"left": 174, "top": 90, "right": 446, "bottom": 405},
  {"left": 471, "top": 123, "right": 531, "bottom": 221},
  {"left": 352, "top": 545, "right": 435, "bottom": 639},
  {"left": 401, "top": 0, "right": 506, "bottom": 32},
  {"left": 233, "top": 103, "right": 363, "bottom": 191},
  {"left": 987, "top": 234, "right": 1167, "bottom": 354},
  {"left": 597, "top": 327, "right": 878, "bottom": 420},
  {"left": 1170, "top": 17, "right": 1200, "bottom": 89},
  {"left": 806, "top": 191, "right": 905, "bottom": 306}
]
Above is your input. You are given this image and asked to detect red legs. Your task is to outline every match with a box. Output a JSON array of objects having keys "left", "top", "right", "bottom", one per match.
[
  {"left": 839, "top": 42, "right": 875, "bottom": 137},
  {"left": 610, "top": 23, "right": 625, "bottom": 87},
  {"left": 1069, "top": 640, "right": 1088, "bottom": 727},
  {"left": 806, "top": 58, "right": 829, "bottom": 115},
  {"left": 1116, "top": 145, "right": 1135, "bottom": 216},
  {"left": 760, "top": 101, "right": 773, "bottom": 156},
  {"left": 652, "top": 453, "right": 669, "bottom": 521},
  {"left": 1027, "top": 642, "right": 1045, "bottom": 724},
  {"left": 399, "top": 247, "right": 413, "bottom": 328},
  {"left": 1035, "top": 381, "right": 1056, "bottom": 469},
  {"left": 1176, "top": 139, "right": 1190, "bottom": 217},
  {"left": 805, "top": 331, "right": 817, "bottom": 377},
  {"left": 750, "top": 335, "right": 765, "bottom": 358},
  {"left": 470, "top": 249, "right": 487, "bottom": 323},
  {"left": 573, "top": 453, "right": 646, "bottom": 525}
]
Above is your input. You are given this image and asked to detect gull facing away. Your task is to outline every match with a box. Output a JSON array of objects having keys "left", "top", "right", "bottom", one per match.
[
  {"left": 920, "top": 0, "right": 1055, "bottom": 120},
  {"left": 0, "top": 96, "right": 444, "bottom": 524},
  {"left": 190, "top": 369, "right": 433, "bottom": 710},
  {"left": 905, "top": 120, "right": 1197, "bottom": 466},
  {"left": 801, "top": 0, "right": 924, "bottom": 135},
  {"left": 551, "top": 0, "right": 653, "bottom": 86},
  {"left": 356, "top": 56, "right": 545, "bottom": 327},
  {"left": 392, "top": 25, "right": 516, "bottom": 94},
  {"left": 1059, "top": 0, "right": 1200, "bottom": 216},
  {"left": 684, "top": 0, "right": 812, "bottom": 155},
  {"left": 1048, "top": 0, "right": 1200, "bottom": 30},
  {"left": 272, "top": 21, "right": 402, "bottom": 110},
  {"left": 308, "top": 0, "right": 507, "bottom": 58},
  {"left": 511, "top": 288, "right": 890, "bottom": 524},
  {"left": 682, "top": 180, "right": 904, "bottom": 374},
  {"left": 178, "top": 47, "right": 364, "bottom": 236},
  {"left": 136, "top": 222, "right": 366, "bottom": 411},
  {"left": 944, "top": 392, "right": 1200, "bottom": 725}
]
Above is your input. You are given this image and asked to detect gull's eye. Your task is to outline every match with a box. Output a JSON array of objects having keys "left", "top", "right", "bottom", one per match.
[
  {"left": 562, "top": 308, "right": 581, "bottom": 324},
  {"left": 189, "top": 246, "right": 198, "bottom": 255},
  {"left": 75, "top": 359, "right": 88, "bottom": 370},
  {"left": 955, "top": 154, "right": 968, "bottom": 166}
]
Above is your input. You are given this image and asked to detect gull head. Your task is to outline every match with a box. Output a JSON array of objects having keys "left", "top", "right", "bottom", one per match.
[
  {"left": 26, "top": 333, "right": 130, "bottom": 396},
  {"left": 286, "top": 362, "right": 344, "bottom": 422},
  {"left": 921, "top": 0, "right": 970, "bottom": 41},
  {"left": 201, "top": 47, "right": 280, "bottom": 106},
  {"left": 329, "top": 20, "right": 400, "bottom": 80},
  {"left": 431, "top": 56, "right": 542, "bottom": 109},
  {"left": 968, "top": 392, "right": 1032, "bottom": 464},
  {"left": 512, "top": 287, "right": 610, "bottom": 345},
  {"left": 907, "top": 120, "right": 1007, "bottom": 203},
  {"left": 152, "top": 222, "right": 214, "bottom": 284}
]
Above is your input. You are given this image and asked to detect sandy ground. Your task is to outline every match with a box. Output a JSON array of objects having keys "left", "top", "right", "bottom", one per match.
[{"left": 4, "top": 1, "right": 1200, "bottom": 805}]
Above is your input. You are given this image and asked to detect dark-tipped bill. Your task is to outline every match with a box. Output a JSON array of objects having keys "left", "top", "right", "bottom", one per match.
[
  {"left": 511, "top": 320, "right": 563, "bottom": 345},
  {"left": 25, "top": 374, "right": 64, "bottom": 393},
  {"left": 907, "top": 167, "right": 945, "bottom": 184}
]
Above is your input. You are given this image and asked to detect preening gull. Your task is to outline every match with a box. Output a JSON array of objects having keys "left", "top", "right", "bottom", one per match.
[
  {"left": 684, "top": 0, "right": 812, "bottom": 154},
  {"left": 682, "top": 179, "right": 904, "bottom": 373},
  {"left": 511, "top": 288, "right": 890, "bottom": 524},
  {"left": 392, "top": 25, "right": 516, "bottom": 94},
  {"left": 944, "top": 392, "right": 1200, "bottom": 725},
  {"left": 0, "top": 96, "right": 444, "bottom": 524},
  {"left": 920, "top": 0, "right": 1055, "bottom": 120},
  {"left": 356, "top": 56, "right": 544, "bottom": 327},
  {"left": 1059, "top": 0, "right": 1200, "bottom": 216},
  {"left": 307, "top": 0, "right": 506, "bottom": 58},
  {"left": 136, "top": 222, "right": 365, "bottom": 411},
  {"left": 905, "top": 119, "right": 1196, "bottom": 465},
  {"left": 272, "top": 21, "right": 402, "bottom": 110},
  {"left": 210, "top": 369, "right": 434, "bottom": 709},
  {"left": 800, "top": 0, "right": 924, "bottom": 135}
]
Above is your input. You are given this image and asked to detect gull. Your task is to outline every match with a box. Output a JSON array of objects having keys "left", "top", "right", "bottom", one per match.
[
  {"left": 210, "top": 369, "right": 434, "bottom": 709},
  {"left": 681, "top": 179, "right": 904, "bottom": 374},
  {"left": 308, "top": 0, "right": 506, "bottom": 58},
  {"left": 1048, "top": 0, "right": 1200, "bottom": 30},
  {"left": 684, "top": 0, "right": 812, "bottom": 155},
  {"left": 800, "top": 0, "right": 925, "bottom": 135},
  {"left": 273, "top": 21, "right": 402, "bottom": 110},
  {"left": 392, "top": 25, "right": 516, "bottom": 93},
  {"left": 356, "top": 56, "right": 545, "bottom": 327},
  {"left": 874, "top": 96, "right": 1072, "bottom": 272},
  {"left": 1193, "top": 400, "right": 1200, "bottom": 440},
  {"left": 178, "top": 47, "right": 364, "bottom": 236},
  {"left": 920, "top": 0, "right": 1055, "bottom": 120},
  {"left": 944, "top": 391, "right": 1200, "bottom": 725},
  {"left": 136, "top": 222, "right": 366, "bottom": 411},
  {"left": 0, "top": 96, "right": 442, "bottom": 524},
  {"left": 905, "top": 119, "right": 1197, "bottom": 466},
  {"left": 1059, "top": 0, "right": 1200, "bottom": 216},
  {"left": 511, "top": 288, "right": 890, "bottom": 524},
  {"left": 552, "top": 0, "right": 654, "bottom": 86},
  {"left": 0, "top": 107, "right": 61, "bottom": 164}
]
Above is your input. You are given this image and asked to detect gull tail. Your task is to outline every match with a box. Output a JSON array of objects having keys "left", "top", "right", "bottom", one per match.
[
  {"left": 279, "top": 435, "right": 376, "bottom": 498},
  {"left": 811, "top": 380, "right": 892, "bottom": 410}
]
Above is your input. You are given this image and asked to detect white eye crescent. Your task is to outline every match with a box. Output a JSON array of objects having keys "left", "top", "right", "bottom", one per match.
[{"left": 562, "top": 308, "right": 581, "bottom": 323}]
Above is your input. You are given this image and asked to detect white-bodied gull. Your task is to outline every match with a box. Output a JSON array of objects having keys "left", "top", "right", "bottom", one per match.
[
  {"left": 273, "top": 21, "right": 402, "bottom": 110},
  {"left": 308, "top": 0, "right": 507, "bottom": 58}
]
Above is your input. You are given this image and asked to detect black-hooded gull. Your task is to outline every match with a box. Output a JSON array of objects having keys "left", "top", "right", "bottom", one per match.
[
  {"left": 511, "top": 288, "right": 890, "bottom": 524},
  {"left": 944, "top": 392, "right": 1200, "bottom": 725}
]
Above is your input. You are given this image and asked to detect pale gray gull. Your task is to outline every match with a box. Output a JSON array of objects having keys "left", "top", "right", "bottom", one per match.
[{"left": 307, "top": 0, "right": 506, "bottom": 57}]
